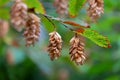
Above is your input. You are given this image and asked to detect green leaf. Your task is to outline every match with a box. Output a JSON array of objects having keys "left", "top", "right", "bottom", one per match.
[
  {"left": 76, "top": 29, "right": 111, "bottom": 48},
  {"left": 68, "top": 0, "right": 86, "bottom": 18},
  {"left": 23, "top": 0, "right": 45, "bottom": 14},
  {"left": 0, "top": 8, "right": 10, "bottom": 20},
  {"left": 40, "top": 15, "right": 55, "bottom": 32}
]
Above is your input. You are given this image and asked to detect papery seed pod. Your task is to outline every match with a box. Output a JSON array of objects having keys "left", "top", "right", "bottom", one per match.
[
  {"left": 54, "top": 0, "right": 69, "bottom": 17},
  {"left": 47, "top": 31, "right": 62, "bottom": 60},
  {"left": 11, "top": 0, "right": 28, "bottom": 31},
  {"left": 87, "top": 0, "right": 104, "bottom": 21},
  {"left": 69, "top": 34, "right": 86, "bottom": 65},
  {"left": 23, "top": 13, "right": 40, "bottom": 47},
  {"left": 0, "top": 20, "right": 9, "bottom": 38}
]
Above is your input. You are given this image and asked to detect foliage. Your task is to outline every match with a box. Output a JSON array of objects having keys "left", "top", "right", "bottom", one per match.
[
  {"left": 0, "top": 0, "right": 120, "bottom": 80},
  {"left": 0, "top": 0, "right": 110, "bottom": 48},
  {"left": 77, "top": 29, "right": 111, "bottom": 48}
]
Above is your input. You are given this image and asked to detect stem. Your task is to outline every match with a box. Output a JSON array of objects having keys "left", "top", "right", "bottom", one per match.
[
  {"left": 44, "top": 14, "right": 62, "bottom": 22},
  {"left": 75, "top": 33, "right": 78, "bottom": 37},
  {"left": 39, "top": 13, "right": 83, "bottom": 32},
  {"left": 61, "top": 23, "right": 74, "bottom": 31},
  {"left": 40, "top": 14, "right": 75, "bottom": 31}
]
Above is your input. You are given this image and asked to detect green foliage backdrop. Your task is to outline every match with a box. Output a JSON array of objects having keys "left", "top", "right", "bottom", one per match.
[{"left": 0, "top": 0, "right": 120, "bottom": 80}]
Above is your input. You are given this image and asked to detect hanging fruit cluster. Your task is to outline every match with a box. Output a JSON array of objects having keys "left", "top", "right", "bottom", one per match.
[
  {"left": 87, "top": 0, "right": 104, "bottom": 21},
  {"left": 23, "top": 13, "right": 40, "bottom": 47},
  {"left": 54, "top": 0, "right": 69, "bottom": 17},
  {"left": 8, "top": 0, "right": 110, "bottom": 65},
  {"left": 47, "top": 31, "right": 63, "bottom": 61},
  {"left": 11, "top": 0, "right": 28, "bottom": 31}
]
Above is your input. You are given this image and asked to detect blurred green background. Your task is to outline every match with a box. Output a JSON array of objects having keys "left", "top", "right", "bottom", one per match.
[{"left": 0, "top": 0, "right": 120, "bottom": 80}]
